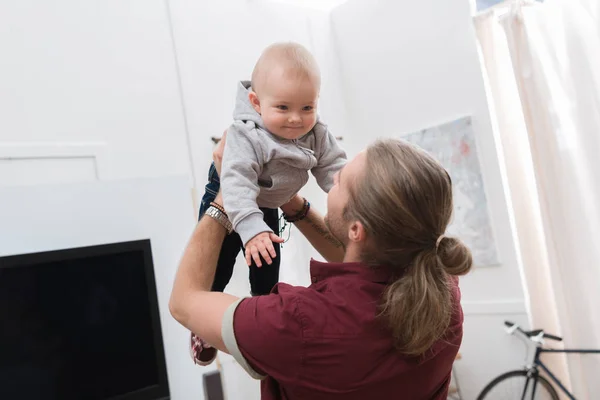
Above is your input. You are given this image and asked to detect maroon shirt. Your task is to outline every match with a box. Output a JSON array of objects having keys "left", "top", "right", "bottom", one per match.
[{"left": 222, "top": 259, "right": 463, "bottom": 400}]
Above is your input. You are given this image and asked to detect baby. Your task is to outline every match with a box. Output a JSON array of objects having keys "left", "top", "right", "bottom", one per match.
[{"left": 191, "top": 42, "right": 346, "bottom": 365}]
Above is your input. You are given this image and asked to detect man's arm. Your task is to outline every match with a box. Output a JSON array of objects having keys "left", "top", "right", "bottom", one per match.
[
  {"left": 281, "top": 195, "right": 345, "bottom": 263},
  {"left": 169, "top": 192, "right": 239, "bottom": 353}
]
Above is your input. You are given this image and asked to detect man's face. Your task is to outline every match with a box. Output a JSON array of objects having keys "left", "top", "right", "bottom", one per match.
[{"left": 325, "top": 152, "right": 366, "bottom": 247}]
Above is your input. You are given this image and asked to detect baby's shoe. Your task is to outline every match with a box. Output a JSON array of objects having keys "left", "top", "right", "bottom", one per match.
[{"left": 190, "top": 332, "right": 217, "bottom": 366}]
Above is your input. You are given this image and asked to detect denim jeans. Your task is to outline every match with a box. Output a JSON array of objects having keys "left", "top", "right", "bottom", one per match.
[{"left": 199, "top": 162, "right": 280, "bottom": 296}]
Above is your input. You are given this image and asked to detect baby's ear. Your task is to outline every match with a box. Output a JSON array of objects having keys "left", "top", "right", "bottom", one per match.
[{"left": 248, "top": 91, "right": 261, "bottom": 114}]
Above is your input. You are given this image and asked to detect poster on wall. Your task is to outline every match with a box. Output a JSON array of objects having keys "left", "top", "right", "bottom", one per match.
[{"left": 401, "top": 116, "right": 499, "bottom": 266}]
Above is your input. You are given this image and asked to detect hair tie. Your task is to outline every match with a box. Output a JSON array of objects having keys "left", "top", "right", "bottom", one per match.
[{"left": 435, "top": 234, "right": 446, "bottom": 250}]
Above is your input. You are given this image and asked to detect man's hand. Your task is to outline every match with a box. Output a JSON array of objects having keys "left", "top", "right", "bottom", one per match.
[{"left": 245, "top": 232, "right": 285, "bottom": 267}]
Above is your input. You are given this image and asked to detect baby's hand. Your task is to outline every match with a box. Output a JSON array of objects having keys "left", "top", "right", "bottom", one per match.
[{"left": 245, "top": 232, "right": 285, "bottom": 267}]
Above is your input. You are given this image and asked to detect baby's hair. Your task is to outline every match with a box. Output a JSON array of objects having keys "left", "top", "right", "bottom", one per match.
[{"left": 251, "top": 42, "right": 321, "bottom": 94}]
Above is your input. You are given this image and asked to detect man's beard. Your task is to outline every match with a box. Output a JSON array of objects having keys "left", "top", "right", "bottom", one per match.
[{"left": 324, "top": 214, "right": 347, "bottom": 247}]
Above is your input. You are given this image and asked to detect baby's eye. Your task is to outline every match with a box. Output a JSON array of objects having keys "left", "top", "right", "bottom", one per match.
[
  {"left": 276, "top": 105, "right": 288, "bottom": 111},
  {"left": 303, "top": 106, "right": 314, "bottom": 111}
]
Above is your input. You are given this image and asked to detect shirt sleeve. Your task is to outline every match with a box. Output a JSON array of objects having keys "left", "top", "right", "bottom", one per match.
[
  {"left": 221, "top": 122, "right": 272, "bottom": 245},
  {"left": 221, "top": 283, "right": 304, "bottom": 383},
  {"left": 310, "top": 124, "right": 347, "bottom": 193}
]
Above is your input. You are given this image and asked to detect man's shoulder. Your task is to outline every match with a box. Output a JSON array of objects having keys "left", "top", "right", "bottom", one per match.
[
  {"left": 270, "top": 282, "right": 319, "bottom": 303},
  {"left": 241, "top": 283, "right": 325, "bottom": 319},
  {"left": 233, "top": 284, "right": 312, "bottom": 339}
]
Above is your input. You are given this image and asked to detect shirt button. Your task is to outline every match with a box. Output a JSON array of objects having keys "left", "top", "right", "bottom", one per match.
[{"left": 311, "top": 277, "right": 317, "bottom": 283}]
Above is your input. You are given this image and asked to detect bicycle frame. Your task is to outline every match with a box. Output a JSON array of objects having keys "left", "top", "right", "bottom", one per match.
[{"left": 527, "top": 346, "right": 600, "bottom": 400}]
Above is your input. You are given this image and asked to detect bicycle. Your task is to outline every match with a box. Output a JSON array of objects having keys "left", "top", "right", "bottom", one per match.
[{"left": 477, "top": 320, "right": 600, "bottom": 399}]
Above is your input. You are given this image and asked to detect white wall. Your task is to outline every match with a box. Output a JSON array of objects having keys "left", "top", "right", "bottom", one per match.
[
  {"left": 0, "top": 1, "right": 190, "bottom": 182},
  {"left": 331, "top": 0, "right": 530, "bottom": 398},
  {"left": 0, "top": 177, "right": 202, "bottom": 400}
]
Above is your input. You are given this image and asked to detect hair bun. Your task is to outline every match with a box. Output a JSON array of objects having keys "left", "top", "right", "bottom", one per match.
[{"left": 437, "top": 236, "right": 473, "bottom": 276}]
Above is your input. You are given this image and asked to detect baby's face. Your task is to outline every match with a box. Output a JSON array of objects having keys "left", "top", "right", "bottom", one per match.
[{"left": 251, "top": 72, "right": 319, "bottom": 140}]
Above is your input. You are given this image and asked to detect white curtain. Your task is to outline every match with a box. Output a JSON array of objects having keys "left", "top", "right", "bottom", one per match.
[{"left": 475, "top": 0, "right": 600, "bottom": 398}]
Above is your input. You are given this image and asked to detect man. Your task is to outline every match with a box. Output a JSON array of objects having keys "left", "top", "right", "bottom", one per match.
[{"left": 169, "top": 134, "right": 472, "bottom": 399}]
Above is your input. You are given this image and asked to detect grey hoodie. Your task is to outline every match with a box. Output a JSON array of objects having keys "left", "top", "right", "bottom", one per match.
[{"left": 221, "top": 81, "right": 347, "bottom": 245}]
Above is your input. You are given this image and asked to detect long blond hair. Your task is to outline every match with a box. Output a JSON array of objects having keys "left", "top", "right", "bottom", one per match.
[{"left": 344, "top": 139, "right": 472, "bottom": 356}]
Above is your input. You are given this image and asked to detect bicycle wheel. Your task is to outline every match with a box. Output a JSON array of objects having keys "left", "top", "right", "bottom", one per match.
[{"left": 477, "top": 370, "right": 559, "bottom": 400}]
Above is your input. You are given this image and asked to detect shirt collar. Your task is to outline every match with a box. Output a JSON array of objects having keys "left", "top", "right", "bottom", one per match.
[{"left": 309, "top": 258, "right": 395, "bottom": 284}]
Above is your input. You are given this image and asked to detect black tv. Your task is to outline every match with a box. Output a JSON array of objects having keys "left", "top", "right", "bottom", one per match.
[{"left": 0, "top": 240, "right": 170, "bottom": 400}]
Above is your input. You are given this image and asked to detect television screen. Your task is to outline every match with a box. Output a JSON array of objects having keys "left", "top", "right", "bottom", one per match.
[{"left": 0, "top": 240, "right": 170, "bottom": 400}]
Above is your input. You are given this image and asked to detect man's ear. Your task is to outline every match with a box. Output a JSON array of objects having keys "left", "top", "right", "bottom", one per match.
[
  {"left": 348, "top": 221, "right": 365, "bottom": 244},
  {"left": 248, "top": 91, "right": 261, "bottom": 114}
]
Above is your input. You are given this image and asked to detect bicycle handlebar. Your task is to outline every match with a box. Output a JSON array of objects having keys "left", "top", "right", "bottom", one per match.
[
  {"left": 542, "top": 332, "right": 563, "bottom": 342},
  {"left": 504, "top": 320, "right": 563, "bottom": 342}
]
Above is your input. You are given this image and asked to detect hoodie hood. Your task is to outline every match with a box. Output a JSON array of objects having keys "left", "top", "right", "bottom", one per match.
[{"left": 232, "top": 81, "right": 266, "bottom": 130}]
